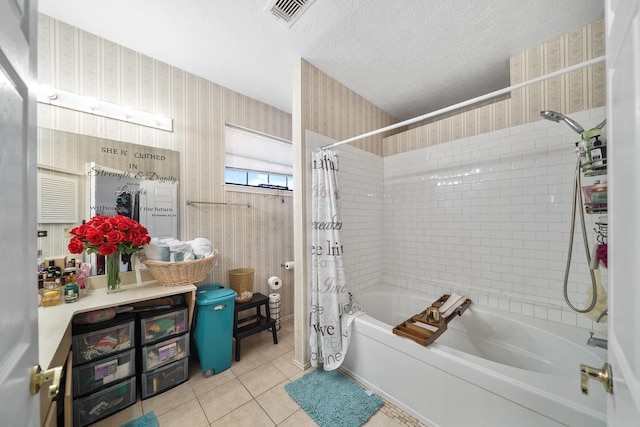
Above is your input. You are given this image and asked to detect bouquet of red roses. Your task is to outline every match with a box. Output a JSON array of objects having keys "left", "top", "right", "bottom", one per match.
[{"left": 68, "top": 215, "right": 151, "bottom": 256}]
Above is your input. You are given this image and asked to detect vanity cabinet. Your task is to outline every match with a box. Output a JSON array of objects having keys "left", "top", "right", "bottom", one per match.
[
  {"left": 38, "top": 282, "right": 197, "bottom": 427},
  {"left": 71, "top": 314, "right": 137, "bottom": 427},
  {"left": 138, "top": 306, "right": 190, "bottom": 399}
]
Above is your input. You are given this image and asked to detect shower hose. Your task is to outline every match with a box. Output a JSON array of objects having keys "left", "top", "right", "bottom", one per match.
[{"left": 563, "top": 158, "right": 598, "bottom": 313}]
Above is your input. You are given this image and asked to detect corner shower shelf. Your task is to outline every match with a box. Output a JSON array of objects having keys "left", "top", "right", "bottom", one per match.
[
  {"left": 585, "top": 203, "right": 607, "bottom": 214},
  {"left": 392, "top": 295, "right": 471, "bottom": 346}
]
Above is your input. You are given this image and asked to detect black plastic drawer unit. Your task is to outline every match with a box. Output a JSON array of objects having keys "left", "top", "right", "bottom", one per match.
[
  {"left": 72, "top": 348, "right": 135, "bottom": 397},
  {"left": 139, "top": 307, "right": 188, "bottom": 345},
  {"left": 73, "top": 377, "right": 136, "bottom": 427},
  {"left": 140, "top": 357, "right": 189, "bottom": 399},
  {"left": 72, "top": 314, "right": 135, "bottom": 365}
]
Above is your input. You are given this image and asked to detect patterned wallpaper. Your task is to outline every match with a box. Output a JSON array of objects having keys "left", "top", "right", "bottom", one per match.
[
  {"left": 37, "top": 15, "right": 295, "bottom": 319},
  {"left": 292, "top": 60, "right": 397, "bottom": 366},
  {"left": 298, "top": 59, "right": 398, "bottom": 156},
  {"left": 383, "top": 19, "right": 605, "bottom": 156}
]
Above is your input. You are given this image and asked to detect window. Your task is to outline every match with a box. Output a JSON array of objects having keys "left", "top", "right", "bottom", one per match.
[{"left": 225, "top": 124, "right": 293, "bottom": 191}]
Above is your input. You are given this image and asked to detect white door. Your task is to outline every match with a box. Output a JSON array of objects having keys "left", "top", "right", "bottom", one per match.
[
  {"left": 606, "top": 0, "right": 640, "bottom": 424},
  {"left": 0, "top": 0, "right": 40, "bottom": 425},
  {"left": 139, "top": 180, "right": 179, "bottom": 239}
]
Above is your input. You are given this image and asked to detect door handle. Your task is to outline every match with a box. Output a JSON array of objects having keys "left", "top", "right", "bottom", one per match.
[
  {"left": 580, "top": 362, "right": 613, "bottom": 395},
  {"left": 30, "top": 365, "right": 63, "bottom": 398}
]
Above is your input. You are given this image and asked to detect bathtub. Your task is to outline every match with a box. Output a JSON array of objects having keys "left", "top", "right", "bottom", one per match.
[{"left": 341, "top": 284, "right": 607, "bottom": 427}]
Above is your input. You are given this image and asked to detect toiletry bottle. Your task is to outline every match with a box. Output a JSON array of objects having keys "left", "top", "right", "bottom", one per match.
[
  {"left": 580, "top": 128, "right": 603, "bottom": 174},
  {"left": 580, "top": 137, "right": 594, "bottom": 174},
  {"left": 591, "top": 181, "right": 607, "bottom": 206},
  {"left": 37, "top": 250, "right": 45, "bottom": 274},
  {"left": 42, "top": 278, "right": 63, "bottom": 307},
  {"left": 43, "top": 268, "right": 56, "bottom": 288},
  {"left": 64, "top": 282, "right": 79, "bottom": 303},
  {"left": 37, "top": 250, "right": 45, "bottom": 288},
  {"left": 590, "top": 135, "right": 607, "bottom": 170}
]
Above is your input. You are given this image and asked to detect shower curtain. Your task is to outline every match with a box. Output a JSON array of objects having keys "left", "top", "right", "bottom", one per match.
[{"left": 309, "top": 149, "right": 363, "bottom": 370}]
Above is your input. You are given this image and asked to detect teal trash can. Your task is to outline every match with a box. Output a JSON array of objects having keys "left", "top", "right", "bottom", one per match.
[{"left": 193, "top": 284, "right": 237, "bottom": 377}]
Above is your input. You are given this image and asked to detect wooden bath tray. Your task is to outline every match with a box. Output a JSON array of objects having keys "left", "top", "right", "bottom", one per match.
[{"left": 392, "top": 295, "right": 471, "bottom": 346}]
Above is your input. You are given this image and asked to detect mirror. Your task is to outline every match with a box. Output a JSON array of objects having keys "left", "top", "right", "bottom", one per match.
[{"left": 37, "top": 128, "right": 179, "bottom": 276}]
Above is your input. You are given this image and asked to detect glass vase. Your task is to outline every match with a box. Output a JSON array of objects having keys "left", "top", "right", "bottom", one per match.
[{"left": 106, "top": 251, "right": 122, "bottom": 293}]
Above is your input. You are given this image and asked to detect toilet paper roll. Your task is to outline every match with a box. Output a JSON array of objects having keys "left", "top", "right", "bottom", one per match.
[
  {"left": 269, "top": 293, "right": 281, "bottom": 303},
  {"left": 283, "top": 261, "right": 294, "bottom": 270},
  {"left": 267, "top": 276, "right": 282, "bottom": 290}
]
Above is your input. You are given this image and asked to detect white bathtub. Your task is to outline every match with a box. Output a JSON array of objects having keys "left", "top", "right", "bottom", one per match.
[{"left": 341, "top": 284, "right": 607, "bottom": 427}]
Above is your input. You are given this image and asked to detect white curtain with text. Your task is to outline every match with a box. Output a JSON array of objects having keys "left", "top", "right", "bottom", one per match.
[{"left": 309, "top": 150, "right": 363, "bottom": 370}]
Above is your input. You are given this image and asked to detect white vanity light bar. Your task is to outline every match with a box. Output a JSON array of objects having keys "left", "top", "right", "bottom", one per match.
[{"left": 37, "top": 86, "right": 173, "bottom": 132}]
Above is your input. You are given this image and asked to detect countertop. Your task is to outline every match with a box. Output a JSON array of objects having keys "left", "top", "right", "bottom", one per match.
[{"left": 38, "top": 280, "right": 197, "bottom": 369}]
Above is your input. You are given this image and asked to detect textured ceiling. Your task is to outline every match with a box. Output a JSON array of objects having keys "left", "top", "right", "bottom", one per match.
[{"left": 38, "top": 0, "right": 604, "bottom": 120}]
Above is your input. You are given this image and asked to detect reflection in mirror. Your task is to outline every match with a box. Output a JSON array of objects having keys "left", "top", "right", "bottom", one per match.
[
  {"left": 88, "top": 163, "right": 179, "bottom": 275},
  {"left": 37, "top": 128, "right": 179, "bottom": 281}
]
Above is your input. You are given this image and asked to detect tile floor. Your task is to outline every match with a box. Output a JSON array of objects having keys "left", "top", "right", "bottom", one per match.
[{"left": 93, "top": 318, "right": 427, "bottom": 427}]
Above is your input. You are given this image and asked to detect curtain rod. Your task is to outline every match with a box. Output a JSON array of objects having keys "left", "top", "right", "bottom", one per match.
[
  {"left": 318, "top": 55, "right": 606, "bottom": 150},
  {"left": 186, "top": 200, "right": 251, "bottom": 208}
]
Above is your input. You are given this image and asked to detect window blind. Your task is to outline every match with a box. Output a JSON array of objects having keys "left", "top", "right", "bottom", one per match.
[{"left": 225, "top": 124, "right": 292, "bottom": 175}]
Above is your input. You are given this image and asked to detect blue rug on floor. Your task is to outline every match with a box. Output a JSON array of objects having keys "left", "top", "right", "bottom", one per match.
[
  {"left": 285, "top": 368, "right": 383, "bottom": 427},
  {"left": 120, "top": 411, "right": 159, "bottom": 427}
]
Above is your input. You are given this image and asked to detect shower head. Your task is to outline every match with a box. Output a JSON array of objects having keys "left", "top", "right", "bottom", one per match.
[{"left": 540, "top": 110, "right": 585, "bottom": 134}]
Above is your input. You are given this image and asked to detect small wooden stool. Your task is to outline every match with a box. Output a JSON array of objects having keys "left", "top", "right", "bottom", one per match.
[{"left": 233, "top": 292, "right": 278, "bottom": 361}]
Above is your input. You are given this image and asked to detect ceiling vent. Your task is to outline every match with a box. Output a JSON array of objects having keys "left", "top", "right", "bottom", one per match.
[{"left": 265, "top": 0, "right": 315, "bottom": 27}]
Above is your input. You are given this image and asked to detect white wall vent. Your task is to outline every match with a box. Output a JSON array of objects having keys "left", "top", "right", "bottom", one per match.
[
  {"left": 265, "top": 0, "right": 315, "bottom": 26},
  {"left": 38, "top": 172, "right": 78, "bottom": 224}
]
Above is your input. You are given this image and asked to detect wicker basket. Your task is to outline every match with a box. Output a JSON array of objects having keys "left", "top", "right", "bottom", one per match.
[
  {"left": 228, "top": 268, "right": 254, "bottom": 303},
  {"left": 142, "top": 250, "right": 218, "bottom": 286}
]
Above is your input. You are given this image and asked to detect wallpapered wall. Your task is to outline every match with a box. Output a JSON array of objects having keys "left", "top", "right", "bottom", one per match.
[
  {"left": 383, "top": 20, "right": 605, "bottom": 156},
  {"left": 291, "top": 59, "right": 397, "bottom": 366},
  {"left": 37, "top": 15, "right": 295, "bottom": 319},
  {"left": 297, "top": 59, "right": 398, "bottom": 156}
]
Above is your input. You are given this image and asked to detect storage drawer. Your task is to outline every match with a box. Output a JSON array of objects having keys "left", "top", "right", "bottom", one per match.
[
  {"left": 141, "top": 357, "right": 189, "bottom": 399},
  {"left": 73, "top": 348, "right": 135, "bottom": 397},
  {"left": 142, "top": 333, "right": 189, "bottom": 371},
  {"left": 139, "top": 307, "right": 188, "bottom": 345},
  {"left": 73, "top": 316, "right": 135, "bottom": 365},
  {"left": 73, "top": 377, "right": 136, "bottom": 427}
]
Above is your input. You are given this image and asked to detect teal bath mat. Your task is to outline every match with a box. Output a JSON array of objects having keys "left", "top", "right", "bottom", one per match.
[
  {"left": 285, "top": 368, "right": 383, "bottom": 427},
  {"left": 120, "top": 411, "right": 159, "bottom": 427}
]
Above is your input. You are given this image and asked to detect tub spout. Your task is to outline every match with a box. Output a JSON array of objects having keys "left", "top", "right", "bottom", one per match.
[
  {"left": 596, "top": 309, "right": 608, "bottom": 323},
  {"left": 587, "top": 332, "right": 608, "bottom": 350}
]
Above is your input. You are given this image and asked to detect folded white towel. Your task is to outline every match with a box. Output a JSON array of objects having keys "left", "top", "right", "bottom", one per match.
[
  {"left": 168, "top": 242, "right": 192, "bottom": 253},
  {"left": 145, "top": 237, "right": 214, "bottom": 260},
  {"left": 439, "top": 293, "right": 467, "bottom": 318},
  {"left": 412, "top": 321, "right": 439, "bottom": 332},
  {"left": 190, "top": 237, "right": 214, "bottom": 257},
  {"left": 143, "top": 238, "right": 167, "bottom": 261}
]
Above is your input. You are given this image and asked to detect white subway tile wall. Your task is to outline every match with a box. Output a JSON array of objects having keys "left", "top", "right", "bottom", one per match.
[
  {"left": 339, "top": 107, "right": 607, "bottom": 332},
  {"left": 337, "top": 145, "right": 384, "bottom": 292}
]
